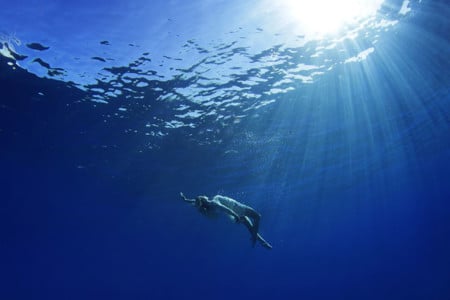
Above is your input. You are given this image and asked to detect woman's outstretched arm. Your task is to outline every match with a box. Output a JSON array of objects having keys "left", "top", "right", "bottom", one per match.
[{"left": 180, "top": 192, "right": 196, "bottom": 203}]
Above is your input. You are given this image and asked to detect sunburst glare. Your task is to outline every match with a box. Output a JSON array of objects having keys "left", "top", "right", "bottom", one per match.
[{"left": 278, "top": 0, "right": 384, "bottom": 36}]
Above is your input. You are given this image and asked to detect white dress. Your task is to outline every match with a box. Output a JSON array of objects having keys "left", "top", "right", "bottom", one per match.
[{"left": 212, "top": 195, "right": 248, "bottom": 216}]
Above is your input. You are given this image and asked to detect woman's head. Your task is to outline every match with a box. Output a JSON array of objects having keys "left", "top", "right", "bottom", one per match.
[{"left": 195, "top": 196, "right": 208, "bottom": 207}]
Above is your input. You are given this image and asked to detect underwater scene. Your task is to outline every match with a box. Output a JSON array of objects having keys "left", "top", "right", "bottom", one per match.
[{"left": 1, "top": 0, "right": 449, "bottom": 299}]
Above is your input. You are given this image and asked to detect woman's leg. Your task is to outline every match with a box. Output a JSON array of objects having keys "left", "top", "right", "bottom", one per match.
[
  {"left": 257, "top": 233, "right": 272, "bottom": 250},
  {"left": 241, "top": 216, "right": 257, "bottom": 246},
  {"left": 242, "top": 216, "right": 272, "bottom": 249},
  {"left": 244, "top": 207, "right": 261, "bottom": 233}
]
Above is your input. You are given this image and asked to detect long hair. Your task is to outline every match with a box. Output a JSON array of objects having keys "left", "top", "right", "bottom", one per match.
[{"left": 195, "top": 197, "right": 219, "bottom": 219}]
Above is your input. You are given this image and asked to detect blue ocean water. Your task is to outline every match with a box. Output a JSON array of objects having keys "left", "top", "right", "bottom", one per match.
[{"left": 1, "top": 0, "right": 449, "bottom": 299}]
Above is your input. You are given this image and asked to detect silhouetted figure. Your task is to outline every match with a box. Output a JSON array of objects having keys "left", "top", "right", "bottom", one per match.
[{"left": 181, "top": 192, "right": 272, "bottom": 249}]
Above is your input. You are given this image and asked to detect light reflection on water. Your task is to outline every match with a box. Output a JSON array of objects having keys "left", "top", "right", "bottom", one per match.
[{"left": 0, "top": 0, "right": 423, "bottom": 151}]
